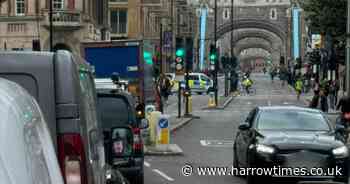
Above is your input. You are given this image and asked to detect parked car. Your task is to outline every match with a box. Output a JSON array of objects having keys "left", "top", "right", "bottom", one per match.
[
  {"left": 234, "top": 106, "right": 349, "bottom": 184},
  {"left": 0, "top": 78, "right": 64, "bottom": 184},
  {"left": 0, "top": 51, "right": 107, "bottom": 184},
  {"left": 97, "top": 89, "right": 148, "bottom": 184}
]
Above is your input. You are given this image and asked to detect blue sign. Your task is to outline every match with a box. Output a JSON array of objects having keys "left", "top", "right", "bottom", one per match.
[
  {"left": 163, "top": 31, "right": 172, "bottom": 49},
  {"left": 292, "top": 7, "right": 301, "bottom": 60},
  {"left": 199, "top": 7, "right": 207, "bottom": 71},
  {"left": 158, "top": 118, "right": 169, "bottom": 129}
]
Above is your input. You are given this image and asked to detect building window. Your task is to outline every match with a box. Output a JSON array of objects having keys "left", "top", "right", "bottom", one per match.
[
  {"left": 53, "top": 0, "right": 64, "bottom": 9},
  {"left": 270, "top": 8, "right": 277, "bottom": 20},
  {"left": 15, "top": 0, "right": 25, "bottom": 16},
  {"left": 110, "top": 9, "right": 127, "bottom": 34},
  {"left": 223, "top": 8, "right": 229, "bottom": 20}
]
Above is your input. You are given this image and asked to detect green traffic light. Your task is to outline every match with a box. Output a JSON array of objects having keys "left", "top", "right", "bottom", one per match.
[
  {"left": 176, "top": 49, "right": 185, "bottom": 57},
  {"left": 210, "top": 54, "right": 216, "bottom": 60},
  {"left": 144, "top": 51, "right": 153, "bottom": 65}
]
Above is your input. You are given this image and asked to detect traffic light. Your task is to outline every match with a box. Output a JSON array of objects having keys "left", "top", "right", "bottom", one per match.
[
  {"left": 143, "top": 51, "right": 153, "bottom": 65},
  {"left": 175, "top": 48, "right": 185, "bottom": 73},
  {"left": 209, "top": 44, "right": 217, "bottom": 71},
  {"left": 149, "top": 46, "right": 161, "bottom": 78},
  {"left": 135, "top": 103, "right": 145, "bottom": 119}
]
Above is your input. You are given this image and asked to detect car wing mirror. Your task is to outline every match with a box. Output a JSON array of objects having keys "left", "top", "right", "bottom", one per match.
[{"left": 239, "top": 122, "right": 250, "bottom": 130}]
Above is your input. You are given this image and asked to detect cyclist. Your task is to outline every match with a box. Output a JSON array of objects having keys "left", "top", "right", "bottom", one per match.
[
  {"left": 242, "top": 76, "right": 253, "bottom": 95},
  {"left": 295, "top": 77, "right": 303, "bottom": 100}
]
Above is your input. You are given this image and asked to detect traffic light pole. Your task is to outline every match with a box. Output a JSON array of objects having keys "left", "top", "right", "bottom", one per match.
[
  {"left": 185, "top": 40, "right": 190, "bottom": 117},
  {"left": 347, "top": 0, "right": 350, "bottom": 96},
  {"left": 214, "top": 0, "right": 218, "bottom": 106}
]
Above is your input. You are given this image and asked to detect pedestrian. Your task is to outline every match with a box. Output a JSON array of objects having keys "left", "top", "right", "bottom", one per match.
[
  {"left": 279, "top": 66, "right": 288, "bottom": 87},
  {"left": 337, "top": 96, "right": 350, "bottom": 113},
  {"left": 336, "top": 96, "right": 350, "bottom": 143},
  {"left": 320, "top": 90, "right": 329, "bottom": 113},
  {"left": 270, "top": 67, "right": 277, "bottom": 83},
  {"left": 309, "top": 90, "right": 320, "bottom": 109},
  {"left": 329, "top": 80, "right": 337, "bottom": 110},
  {"left": 335, "top": 79, "right": 340, "bottom": 106},
  {"left": 295, "top": 77, "right": 303, "bottom": 100},
  {"left": 157, "top": 74, "right": 172, "bottom": 104}
]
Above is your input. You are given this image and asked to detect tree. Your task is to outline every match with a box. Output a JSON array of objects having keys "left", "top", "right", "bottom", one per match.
[{"left": 300, "top": 0, "right": 346, "bottom": 41}]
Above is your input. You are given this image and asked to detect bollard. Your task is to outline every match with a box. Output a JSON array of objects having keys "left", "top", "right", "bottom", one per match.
[
  {"left": 148, "top": 111, "right": 161, "bottom": 146},
  {"left": 156, "top": 114, "right": 170, "bottom": 145},
  {"left": 208, "top": 91, "right": 216, "bottom": 107},
  {"left": 188, "top": 95, "right": 192, "bottom": 113}
]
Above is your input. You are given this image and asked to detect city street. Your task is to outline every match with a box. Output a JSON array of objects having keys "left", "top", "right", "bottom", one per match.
[{"left": 144, "top": 73, "right": 310, "bottom": 184}]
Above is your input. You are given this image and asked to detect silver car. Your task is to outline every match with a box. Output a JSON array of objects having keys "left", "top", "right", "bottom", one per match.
[{"left": 0, "top": 78, "right": 64, "bottom": 184}]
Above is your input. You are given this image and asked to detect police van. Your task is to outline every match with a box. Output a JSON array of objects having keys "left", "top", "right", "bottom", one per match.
[{"left": 172, "top": 73, "right": 213, "bottom": 95}]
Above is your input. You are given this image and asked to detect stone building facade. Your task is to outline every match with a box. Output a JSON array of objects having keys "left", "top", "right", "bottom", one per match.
[{"left": 0, "top": 0, "right": 108, "bottom": 55}]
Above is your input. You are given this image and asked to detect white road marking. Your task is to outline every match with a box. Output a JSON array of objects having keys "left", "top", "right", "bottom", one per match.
[
  {"left": 144, "top": 161, "right": 151, "bottom": 168},
  {"left": 247, "top": 101, "right": 252, "bottom": 105},
  {"left": 153, "top": 169, "right": 175, "bottom": 181},
  {"left": 268, "top": 100, "right": 272, "bottom": 106},
  {"left": 283, "top": 102, "right": 289, "bottom": 105},
  {"left": 200, "top": 140, "right": 234, "bottom": 147},
  {"left": 200, "top": 140, "right": 208, "bottom": 146}
]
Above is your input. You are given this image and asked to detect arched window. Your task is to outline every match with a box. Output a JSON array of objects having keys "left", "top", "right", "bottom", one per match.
[
  {"left": 270, "top": 8, "right": 277, "bottom": 20},
  {"left": 223, "top": 8, "right": 230, "bottom": 20}
]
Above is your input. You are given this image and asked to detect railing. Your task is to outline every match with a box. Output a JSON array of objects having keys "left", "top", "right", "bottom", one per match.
[{"left": 44, "top": 10, "right": 82, "bottom": 28}]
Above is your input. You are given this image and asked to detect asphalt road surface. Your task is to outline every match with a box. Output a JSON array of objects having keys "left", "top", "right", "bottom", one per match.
[{"left": 144, "top": 73, "right": 313, "bottom": 184}]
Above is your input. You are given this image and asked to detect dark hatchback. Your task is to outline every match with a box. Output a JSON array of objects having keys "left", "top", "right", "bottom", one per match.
[
  {"left": 234, "top": 106, "right": 349, "bottom": 184},
  {"left": 97, "top": 90, "right": 145, "bottom": 184}
]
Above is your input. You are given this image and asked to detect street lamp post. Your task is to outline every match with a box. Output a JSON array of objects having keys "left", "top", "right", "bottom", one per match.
[
  {"left": 346, "top": 0, "right": 350, "bottom": 96},
  {"left": 214, "top": 0, "right": 218, "bottom": 106}
]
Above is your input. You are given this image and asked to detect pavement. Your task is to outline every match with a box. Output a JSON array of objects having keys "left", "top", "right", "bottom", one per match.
[
  {"left": 144, "top": 77, "right": 233, "bottom": 156},
  {"left": 143, "top": 73, "right": 316, "bottom": 184}
]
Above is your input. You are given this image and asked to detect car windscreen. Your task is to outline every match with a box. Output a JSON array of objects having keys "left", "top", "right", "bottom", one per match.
[
  {"left": 97, "top": 96, "right": 134, "bottom": 129},
  {"left": 257, "top": 109, "right": 330, "bottom": 131}
]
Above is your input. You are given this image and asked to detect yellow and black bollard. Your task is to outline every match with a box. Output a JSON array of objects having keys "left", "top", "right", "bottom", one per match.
[{"left": 208, "top": 91, "right": 216, "bottom": 107}]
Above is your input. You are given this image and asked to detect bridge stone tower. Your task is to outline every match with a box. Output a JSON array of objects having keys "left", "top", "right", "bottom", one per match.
[{"left": 206, "top": 0, "right": 292, "bottom": 68}]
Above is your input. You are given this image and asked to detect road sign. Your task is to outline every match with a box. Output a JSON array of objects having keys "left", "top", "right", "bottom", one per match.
[
  {"left": 158, "top": 118, "right": 169, "bottom": 129},
  {"left": 157, "top": 115, "right": 170, "bottom": 144},
  {"left": 164, "top": 31, "right": 172, "bottom": 49}
]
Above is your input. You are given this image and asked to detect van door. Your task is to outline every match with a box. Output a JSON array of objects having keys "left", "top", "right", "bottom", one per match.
[{"left": 79, "top": 69, "right": 106, "bottom": 184}]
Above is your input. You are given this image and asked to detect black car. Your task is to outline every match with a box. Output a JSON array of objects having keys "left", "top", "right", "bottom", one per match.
[
  {"left": 97, "top": 89, "right": 147, "bottom": 184},
  {"left": 234, "top": 106, "right": 349, "bottom": 184}
]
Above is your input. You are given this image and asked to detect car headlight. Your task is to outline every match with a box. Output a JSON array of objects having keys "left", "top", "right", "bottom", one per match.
[
  {"left": 256, "top": 144, "right": 275, "bottom": 154},
  {"left": 332, "top": 146, "right": 349, "bottom": 158}
]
